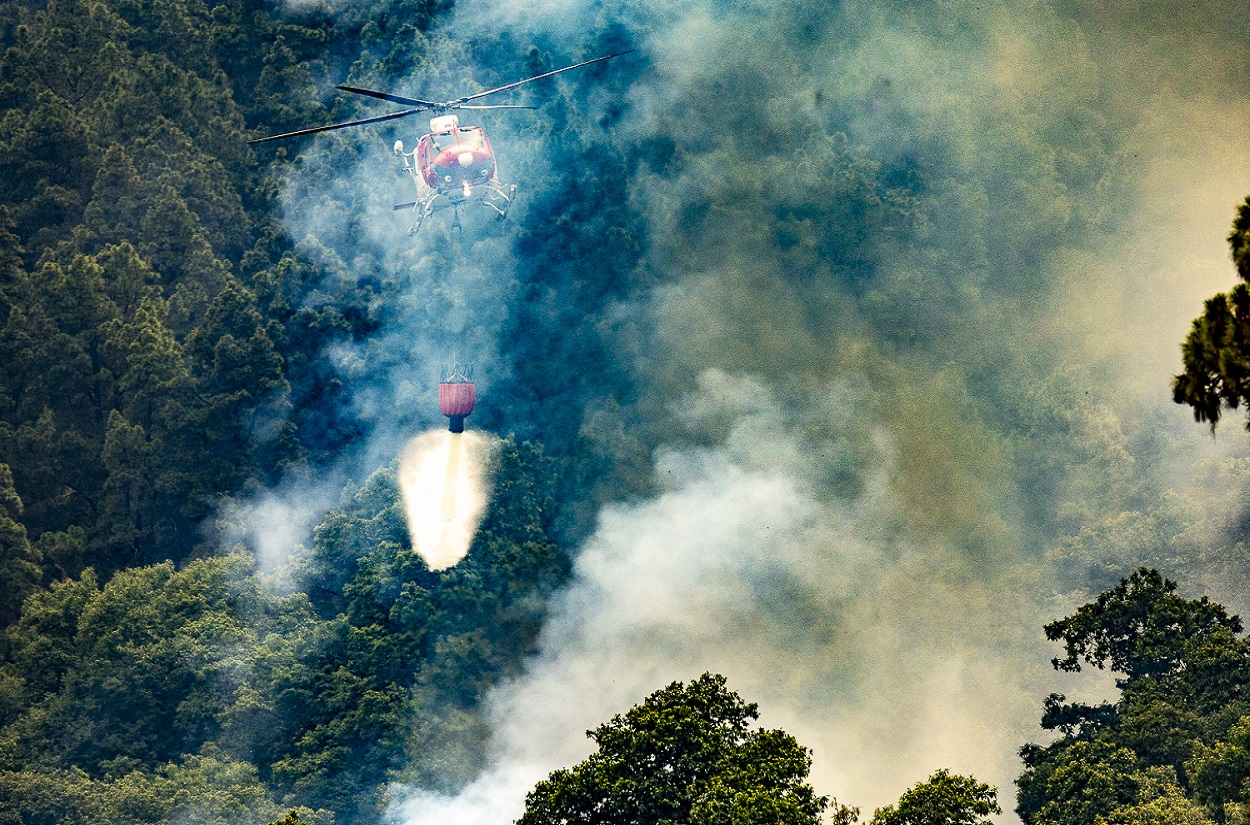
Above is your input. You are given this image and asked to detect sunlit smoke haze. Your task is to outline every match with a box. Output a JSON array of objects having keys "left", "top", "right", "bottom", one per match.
[
  {"left": 393, "top": 370, "right": 1048, "bottom": 822},
  {"left": 399, "top": 430, "right": 499, "bottom": 570},
  {"left": 378, "top": 0, "right": 1250, "bottom": 820},
  {"left": 256, "top": 0, "right": 1250, "bottom": 820},
  {"left": 497, "top": 370, "right": 1044, "bottom": 793}
]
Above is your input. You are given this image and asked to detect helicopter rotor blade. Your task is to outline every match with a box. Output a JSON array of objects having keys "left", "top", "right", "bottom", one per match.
[
  {"left": 249, "top": 108, "right": 426, "bottom": 144},
  {"left": 451, "top": 50, "right": 634, "bottom": 106},
  {"left": 455, "top": 104, "right": 539, "bottom": 110},
  {"left": 248, "top": 50, "right": 632, "bottom": 144},
  {"left": 336, "top": 85, "right": 441, "bottom": 108}
]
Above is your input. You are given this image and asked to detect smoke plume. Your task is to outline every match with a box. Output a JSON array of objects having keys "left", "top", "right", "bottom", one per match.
[{"left": 265, "top": 0, "right": 1250, "bottom": 820}]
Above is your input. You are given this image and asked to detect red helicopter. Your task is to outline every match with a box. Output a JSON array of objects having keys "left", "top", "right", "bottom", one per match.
[{"left": 250, "top": 51, "right": 631, "bottom": 234}]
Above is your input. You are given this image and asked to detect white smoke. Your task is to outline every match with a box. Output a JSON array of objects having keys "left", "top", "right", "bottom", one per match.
[
  {"left": 215, "top": 474, "right": 346, "bottom": 588},
  {"left": 382, "top": 0, "right": 1250, "bottom": 822},
  {"left": 392, "top": 370, "right": 1051, "bottom": 821},
  {"left": 246, "top": 0, "right": 1250, "bottom": 820}
]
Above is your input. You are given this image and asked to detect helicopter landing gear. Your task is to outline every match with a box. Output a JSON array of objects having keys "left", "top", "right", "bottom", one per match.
[
  {"left": 404, "top": 197, "right": 439, "bottom": 235},
  {"left": 396, "top": 180, "right": 516, "bottom": 234},
  {"left": 482, "top": 183, "right": 517, "bottom": 221}
]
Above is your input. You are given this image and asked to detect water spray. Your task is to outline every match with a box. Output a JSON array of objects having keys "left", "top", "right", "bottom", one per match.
[{"left": 397, "top": 362, "right": 493, "bottom": 571}]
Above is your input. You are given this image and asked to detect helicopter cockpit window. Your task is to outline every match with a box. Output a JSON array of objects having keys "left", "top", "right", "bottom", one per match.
[
  {"left": 428, "top": 134, "right": 450, "bottom": 154},
  {"left": 456, "top": 128, "right": 486, "bottom": 150},
  {"left": 430, "top": 129, "right": 486, "bottom": 155}
]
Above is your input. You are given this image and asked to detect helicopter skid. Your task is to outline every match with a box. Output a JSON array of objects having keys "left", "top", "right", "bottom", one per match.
[
  {"left": 395, "top": 182, "right": 518, "bottom": 234},
  {"left": 482, "top": 183, "right": 518, "bottom": 220}
]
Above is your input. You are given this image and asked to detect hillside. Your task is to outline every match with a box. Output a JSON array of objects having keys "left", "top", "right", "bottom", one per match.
[{"left": 3, "top": 0, "right": 1250, "bottom": 823}]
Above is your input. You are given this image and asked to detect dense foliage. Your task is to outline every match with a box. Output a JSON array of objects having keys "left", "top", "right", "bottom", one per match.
[
  {"left": 868, "top": 770, "right": 1000, "bottom": 825},
  {"left": 0, "top": 0, "right": 643, "bottom": 818},
  {"left": 0, "top": 0, "right": 384, "bottom": 584},
  {"left": 2, "top": 0, "right": 1249, "bottom": 820},
  {"left": 1174, "top": 196, "right": 1250, "bottom": 430},
  {"left": 0, "top": 0, "right": 648, "bottom": 576},
  {"left": 1017, "top": 569, "right": 1250, "bottom": 825},
  {"left": 0, "top": 440, "right": 569, "bottom": 823},
  {"left": 517, "top": 673, "right": 832, "bottom": 825}
]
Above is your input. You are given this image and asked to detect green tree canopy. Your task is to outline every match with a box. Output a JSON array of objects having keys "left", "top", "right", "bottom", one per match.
[
  {"left": 1174, "top": 196, "right": 1250, "bottom": 429},
  {"left": 1043, "top": 568, "right": 1244, "bottom": 695},
  {"left": 517, "top": 673, "right": 828, "bottom": 825},
  {"left": 869, "top": 769, "right": 1000, "bottom": 825},
  {"left": 1093, "top": 767, "right": 1214, "bottom": 825},
  {"left": 0, "top": 462, "right": 39, "bottom": 625},
  {"left": 1018, "top": 572, "right": 1250, "bottom": 825},
  {"left": 1186, "top": 716, "right": 1250, "bottom": 819}
]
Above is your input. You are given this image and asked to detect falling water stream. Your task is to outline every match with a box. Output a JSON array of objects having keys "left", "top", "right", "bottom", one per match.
[{"left": 398, "top": 429, "right": 497, "bottom": 570}]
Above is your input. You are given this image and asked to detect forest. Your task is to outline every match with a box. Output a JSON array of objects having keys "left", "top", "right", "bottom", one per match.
[{"left": 1, "top": 0, "right": 1250, "bottom": 822}]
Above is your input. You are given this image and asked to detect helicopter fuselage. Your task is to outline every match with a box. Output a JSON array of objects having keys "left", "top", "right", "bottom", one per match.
[
  {"left": 250, "top": 51, "right": 631, "bottom": 235},
  {"left": 417, "top": 123, "right": 497, "bottom": 192},
  {"left": 394, "top": 114, "right": 517, "bottom": 233}
]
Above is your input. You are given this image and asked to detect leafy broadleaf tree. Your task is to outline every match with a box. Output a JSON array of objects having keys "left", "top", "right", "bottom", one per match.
[
  {"left": 1092, "top": 767, "right": 1214, "bottom": 825},
  {"left": 517, "top": 673, "right": 827, "bottom": 825},
  {"left": 869, "top": 769, "right": 1000, "bottom": 825},
  {"left": 1027, "top": 741, "right": 1142, "bottom": 825},
  {"left": 1043, "top": 567, "right": 1246, "bottom": 708},
  {"left": 1186, "top": 717, "right": 1250, "bottom": 821},
  {"left": 1018, "top": 571, "right": 1250, "bottom": 825}
]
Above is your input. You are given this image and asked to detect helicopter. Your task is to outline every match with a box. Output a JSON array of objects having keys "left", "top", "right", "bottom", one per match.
[{"left": 250, "top": 50, "right": 632, "bottom": 234}]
